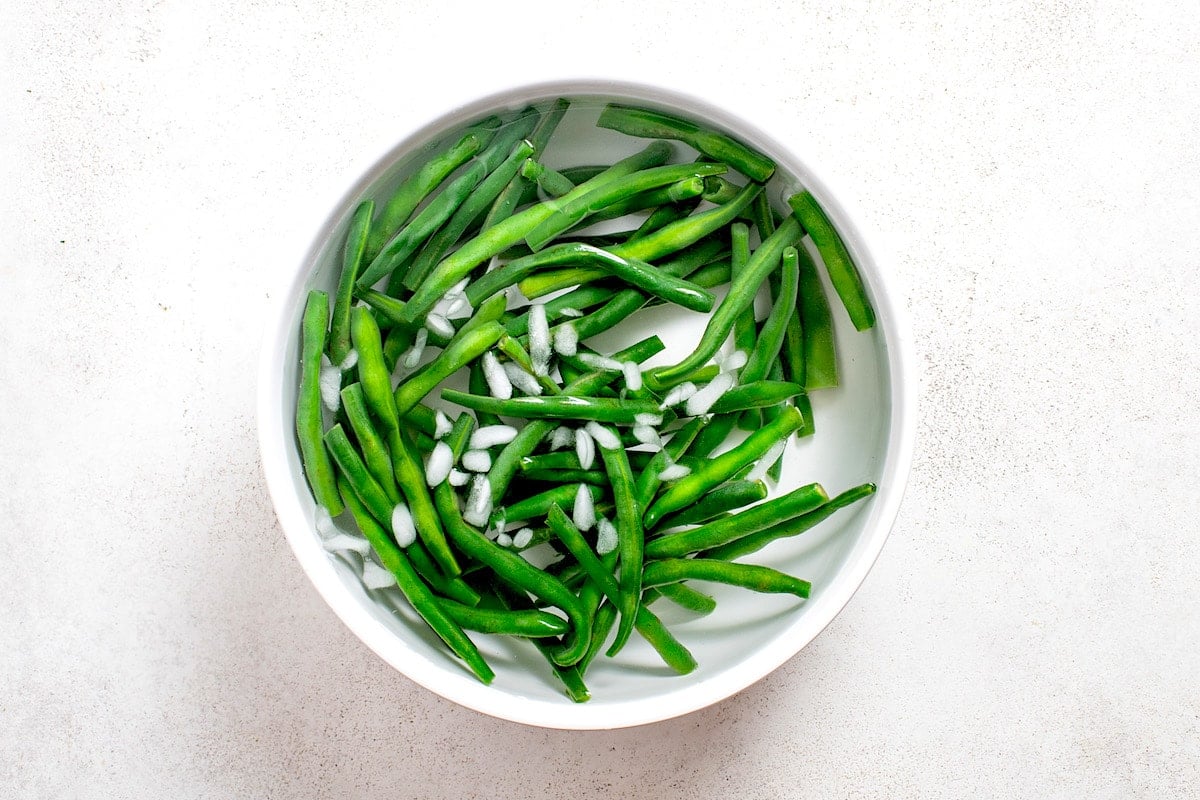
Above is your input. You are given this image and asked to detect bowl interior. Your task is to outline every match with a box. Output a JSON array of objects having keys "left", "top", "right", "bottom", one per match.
[{"left": 260, "top": 81, "right": 912, "bottom": 729}]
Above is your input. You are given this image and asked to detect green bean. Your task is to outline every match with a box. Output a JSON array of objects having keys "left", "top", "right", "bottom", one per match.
[
  {"left": 795, "top": 239, "right": 839, "bottom": 389},
  {"left": 350, "top": 307, "right": 400, "bottom": 433},
  {"left": 646, "top": 482, "right": 829, "bottom": 559},
  {"left": 489, "top": 582, "right": 589, "bottom": 702},
  {"left": 752, "top": 190, "right": 779, "bottom": 239},
  {"left": 704, "top": 483, "right": 876, "bottom": 561},
  {"left": 381, "top": 426, "right": 460, "bottom": 577},
  {"left": 324, "top": 424, "right": 396, "bottom": 526},
  {"left": 437, "top": 597, "right": 568, "bottom": 638},
  {"left": 590, "top": 177, "right": 705, "bottom": 229},
  {"left": 339, "top": 384, "right": 400, "bottom": 504},
  {"left": 686, "top": 259, "right": 732, "bottom": 289},
  {"left": 650, "top": 583, "right": 717, "bottom": 615},
  {"left": 547, "top": 505, "right": 696, "bottom": 674},
  {"left": 701, "top": 175, "right": 743, "bottom": 204},
  {"left": 708, "top": 380, "right": 806, "bottom": 414},
  {"left": 397, "top": 142, "right": 673, "bottom": 326},
  {"left": 643, "top": 559, "right": 810, "bottom": 599},
  {"left": 535, "top": 182, "right": 762, "bottom": 296},
  {"left": 296, "top": 291, "right": 343, "bottom": 514},
  {"left": 645, "top": 215, "right": 802, "bottom": 390},
  {"left": 433, "top": 414, "right": 591, "bottom": 666},
  {"left": 329, "top": 426, "right": 469, "bottom": 599},
  {"left": 651, "top": 480, "right": 767, "bottom": 531},
  {"left": 485, "top": 336, "right": 666, "bottom": 504},
  {"left": 632, "top": 198, "right": 700, "bottom": 238},
  {"left": 502, "top": 483, "right": 605, "bottom": 524},
  {"left": 596, "top": 103, "right": 776, "bottom": 183},
  {"left": 760, "top": 361, "right": 788, "bottom": 482},
  {"left": 525, "top": 162, "right": 727, "bottom": 250},
  {"left": 521, "top": 467, "right": 609, "bottom": 486},
  {"left": 644, "top": 406, "right": 804, "bottom": 528},
  {"left": 684, "top": 413, "right": 738, "bottom": 460},
  {"left": 358, "top": 112, "right": 539, "bottom": 290},
  {"left": 366, "top": 121, "right": 496, "bottom": 260},
  {"left": 520, "top": 450, "right": 653, "bottom": 474},
  {"left": 526, "top": 160, "right": 577, "bottom": 197},
  {"left": 494, "top": 334, "right": 561, "bottom": 395},
  {"left": 730, "top": 222, "right": 757, "bottom": 357},
  {"left": 358, "top": 289, "right": 409, "bottom": 331},
  {"left": 594, "top": 430, "right": 645, "bottom": 654},
  {"left": 782, "top": 308, "right": 805, "bottom": 385},
  {"left": 788, "top": 190, "right": 875, "bottom": 331},
  {"left": 475, "top": 243, "right": 712, "bottom": 314},
  {"left": 633, "top": 416, "right": 707, "bottom": 510},
  {"left": 743, "top": 246, "right": 800, "bottom": 387},
  {"left": 579, "top": 601, "right": 617, "bottom": 674},
  {"left": 393, "top": 322, "right": 506, "bottom": 416},
  {"left": 480, "top": 98, "right": 570, "bottom": 232},
  {"left": 403, "top": 138, "right": 536, "bottom": 291},
  {"left": 441, "top": 391, "right": 661, "bottom": 424},
  {"left": 337, "top": 476, "right": 494, "bottom": 683},
  {"left": 329, "top": 201, "right": 373, "bottom": 364}
]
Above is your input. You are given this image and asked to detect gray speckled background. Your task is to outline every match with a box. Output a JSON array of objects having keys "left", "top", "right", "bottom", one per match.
[{"left": 3, "top": 1, "right": 1198, "bottom": 797}]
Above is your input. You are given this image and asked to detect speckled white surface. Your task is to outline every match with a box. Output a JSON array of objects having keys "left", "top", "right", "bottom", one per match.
[{"left": 3, "top": 1, "right": 1198, "bottom": 796}]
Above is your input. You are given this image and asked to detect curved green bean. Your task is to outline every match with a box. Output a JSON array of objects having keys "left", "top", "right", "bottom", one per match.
[
  {"left": 596, "top": 103, "right": 776, "bottom": 182},
  {"left": 296, "top": 291, "right": 343, "bottom": 514},
  {"left": 547, "top": 505, "right": 696, "bottom": 674},
  {"left": 645, "top": 215, "right": 802, "bottom": 390},
  {"left": 438, "top": 599, "right": 568, "bottom": 637},
  {"left": 788, "top": 190, "right": 875, "bottom": 331},
  {"left": 643, "top": 559, "right": 810, "bottom": 599}
]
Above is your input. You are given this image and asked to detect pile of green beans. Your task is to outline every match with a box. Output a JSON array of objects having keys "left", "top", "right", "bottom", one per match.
[{"left": 293, "top": 98, "right": 878, "bottom": 700}]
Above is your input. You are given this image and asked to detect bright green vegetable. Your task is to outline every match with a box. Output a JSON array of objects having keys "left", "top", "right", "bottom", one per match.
[
  {"left": 643, "top": 559, "right": 810, "bottom": 599},
  {"left": 337, "top": 477, "right": 494, "bottom": 683},
  {"left": 704, "top": 483, "right": 876, "bottom": 561},
  {"left": 645, "top": 215, "right": 802, "bottom": 390},
  {"left": 395, "top": 142, "right": 673, "bottom": 325},
  {"left": 547, "top": 505, "right": 697, "bottom": 674},
  {"left": 296, "top": 291, "right": 343, "bottom": 514},
  {"left": 330, "top": 201, "right": 373, "bottom": 364},
  {"left": 795, "top": 239, "right": 839, "bottom": 389},
  {"left": 788, "top": 190, "right": 875, "bottom": 331},
  {"left": 644, "top": 407, "right": 805, "bottom": 529},
  {"left": 597, "top": 103, "right": 775, "bottom": 182}
]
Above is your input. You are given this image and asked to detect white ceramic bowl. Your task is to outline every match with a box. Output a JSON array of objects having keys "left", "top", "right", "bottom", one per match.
[{"left": 258, "top": 79, "right": 915, "bottom": 729}]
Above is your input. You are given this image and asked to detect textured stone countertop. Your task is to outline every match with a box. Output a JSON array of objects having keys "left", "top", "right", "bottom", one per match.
[{"left": 3, "top": 1, "right": 1197, "bottom": 797}]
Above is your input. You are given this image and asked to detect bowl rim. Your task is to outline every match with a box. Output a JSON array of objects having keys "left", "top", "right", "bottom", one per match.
[{"left": 257, "top": 77, "right": 916, "bottom": 730}]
